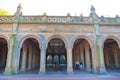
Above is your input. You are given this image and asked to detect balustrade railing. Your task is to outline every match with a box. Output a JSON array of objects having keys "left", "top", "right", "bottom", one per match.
[{"left": 0, "top": 15, "right": 120, "bottom": 24}]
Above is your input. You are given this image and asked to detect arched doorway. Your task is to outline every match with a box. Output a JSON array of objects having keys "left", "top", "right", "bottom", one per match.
[
  {"left": 19, "top": 38, "right": 40, "bottom": 74},
  {"left": 73, "top": 38, "right": 92, "bottom": 72},
  {"left": 0, "top": 38, "right": 8, "bottom": 74},
  {"left": 46, "top": 38, "right": 67, "bottom": 71},
  {"left": 104, "top": 39, "right": 120, "bottom": 71}
]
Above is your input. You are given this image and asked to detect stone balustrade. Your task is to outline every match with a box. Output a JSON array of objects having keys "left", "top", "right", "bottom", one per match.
[
  {"left": 0, "top": 15, "right": 120, "bottom": 25},
  {"left": 0, "top": 16, "right": 15, "bottom": 23}
]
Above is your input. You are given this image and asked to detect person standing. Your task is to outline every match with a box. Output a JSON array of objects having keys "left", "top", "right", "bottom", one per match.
[
  {"left": 75, "top": 61, "right": 79, "bottom": 70},
  {"left": 80, "top": 62, "right": 83, "bottom": 70}
]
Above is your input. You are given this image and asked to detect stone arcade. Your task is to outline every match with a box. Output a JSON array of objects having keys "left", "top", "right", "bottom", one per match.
[{"left": 0, "top": 4, "right": 120, "bottom": 75}]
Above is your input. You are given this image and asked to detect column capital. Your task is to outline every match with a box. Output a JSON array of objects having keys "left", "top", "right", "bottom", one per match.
[
  {"left": 41, "top": 46, "right": 46, "bottom": 50},
  {"left": 66, "top": 46, "right": 73, "bottom": 50}
]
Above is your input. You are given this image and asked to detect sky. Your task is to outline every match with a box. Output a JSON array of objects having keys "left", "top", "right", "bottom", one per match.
[{"left": 0, "top": 0, "right": 120, "bottom": 17}]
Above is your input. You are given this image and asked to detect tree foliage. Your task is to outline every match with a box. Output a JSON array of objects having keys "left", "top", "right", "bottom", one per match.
[{"left": 0, "top": 8, "right": 11, "bottom": 16}]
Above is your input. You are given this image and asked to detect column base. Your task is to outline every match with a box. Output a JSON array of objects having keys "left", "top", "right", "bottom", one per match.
[
  {"left": 4, "top": 66, "right": 19, "bottom": 75},
  {"left": 27, "top": 68, "right": 31, "bottom": 70},
  {"left": 67, "top": 71, "right": 74, "bottom": 75},
  {"left": 39, "top": 71, "right": 46, "bottom": 75},
  {"left": 67, "top": 66, "right": 74, "bottom": 75},
  {"left": 4, "top": 67, "right": 12, "bottom": 75},
  {"left": 20, "top": 66, "right": 26, "bottom": 71},
  {"left": 11, "top": 66, "right": 19, "bottom": 75},
  {"left": 20, "top": 68, "right": 26, "bottom": 72},
  {"left": 39, "top": 66, "right": 46, "bottom": 75},
  {"left": 98, "top": 66, "right": 107, "bottom": 75},
  {"left": 92, "top": 67, "right": 99, "bottom": 74},
  {"left": 86, "top": 68, "right": 91, "bottom": 72}
]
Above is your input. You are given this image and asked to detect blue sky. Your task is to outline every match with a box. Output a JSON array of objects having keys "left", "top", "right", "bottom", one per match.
[{"left": 0, "top": 0, "right": 120, "bottom": 17}]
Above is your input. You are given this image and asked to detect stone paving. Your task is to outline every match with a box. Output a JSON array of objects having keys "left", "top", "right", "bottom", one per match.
[
  {"left": 0, "top": 74, "right": 120, "bottom": 80},
  {"left": 0, "top": 70, "right": 120, "bottom": 80}
]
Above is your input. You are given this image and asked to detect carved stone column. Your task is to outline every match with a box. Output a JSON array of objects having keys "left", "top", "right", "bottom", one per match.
[
  {"left": 4, "top": 44, "right": 12, "bottom": 75},
  {"left": 39, "top": 46, "right": 46, "bottom": 74},
  {"left": 35, "top": 51, "right": 37, "bottom": 68},
  {"left": 1, "top": 47, "right": 5, "bottom": 67},
  {"left": 36, "top": 51, "right": 39, "bottom": 67},
  {"left": 4, "top": 4, "right": 21, "bottom": 75},
  {"left": 76, "top": 47, "right": 80, "bottom": 61},
  {"left": 96, "top": 35, "right": 106, "bottom": 74},
  {"left": 20, "top": 44, "right": 27, "bottom": 71},
  {"left": 32, "top": 48, "right": 35, "bottom": 69},
  {"left": 90, "top": 5, "right": 106, "bottom": 74},
  {"left": 78, "top": 45, "right": 81, "bottom": 61},
  {"left": 85, "top": 42, "right": 91, "bottom": 71},
  {"left": 114, "top": 53, "right": 119, "bottom": 68},
  {"left": 80, "top": 43, "right": 85, "bottom": 69},
  {"left": 27, "top": 45, "right": 32, "bottom": 70},
  {"left": 4, "top": 34, "right": 16, "bottom": 75},
  {"left": 91, "top": 45, "right": 99, "bottom": 74},
  {"left": 74, "top": 49, "right": 76, "bottom": 68},
  {"left": 104, "top": 48, "right": 109, "bottom": 68},
  {"left": 73, "top": 49, "right": 75, "bottom": 68},
  {"left": 67, "top": 47, "right": 74, "bottom": 74}
]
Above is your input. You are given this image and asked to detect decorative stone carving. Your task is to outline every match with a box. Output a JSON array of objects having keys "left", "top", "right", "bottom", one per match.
[
  {"left": 66, "top": 13, "right": 71, "bottom": 22},
  {"left": 14, "top": 3, "right": 22, "bottom": 21},
  {"left": 115, "top": 15, "right": 120, "bottom": 23}
]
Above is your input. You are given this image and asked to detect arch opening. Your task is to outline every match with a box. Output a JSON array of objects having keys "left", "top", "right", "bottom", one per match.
[
  {"left": 46, "top": 38, "right": 67, "bottom": 72},
  {"left": 73, "top": 38, "right": 93, "bottom": 72},
  {"left": 104, "top": 39, "right": 120, "bottom": 72},
  {"left": 0, "top": 38, "right": 8, "bottom": 74},
  {"left": 19, "top": 38, "right": 40, "bottom": 74}
]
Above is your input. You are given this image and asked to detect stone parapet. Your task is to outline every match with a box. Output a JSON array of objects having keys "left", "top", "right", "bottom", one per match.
[{"left": 0, "top": 16, "right": 120, "bottom": 25}]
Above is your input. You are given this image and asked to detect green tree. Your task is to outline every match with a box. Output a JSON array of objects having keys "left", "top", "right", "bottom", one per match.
[{"left": 0, "top": 8, "right": 11, "bottom": 16}]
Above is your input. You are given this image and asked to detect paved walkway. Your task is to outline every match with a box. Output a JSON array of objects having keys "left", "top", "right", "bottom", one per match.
[
  {"left": 0, "top": 70, "right": 120, "bottom": 80},
  {"left": 0, "top": 73, "right": 120, "bottom": 80}
]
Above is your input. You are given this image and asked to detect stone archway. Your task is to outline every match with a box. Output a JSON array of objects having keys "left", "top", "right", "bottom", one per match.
[
  {"left": 103, "top": 38, "right": 120, "bottom": 71},
  {"left": 46, "top": 38, "right": 67, "bottom": 72},
  {"left": 72, "top": 38, "right": 93, "bottom": 72},
  {"left": 102, "top": 36, "right": 120, "bottom": 48},
  {"left": 71, "top": 35, "right": 93, "bottom": 49},
  {"left": 19, "top": 38, "right": 40, "bottom": 74},
  {"left": 0, "top": 37, "right": 8, "bottom": 74},
  {"left": 19, "top": 35, "right": 41, "bottom": 49},
  {"left": 46, "top": 35, "right": 67, "bottom": 49}
]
